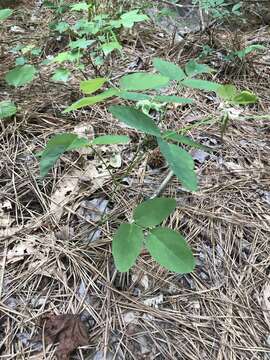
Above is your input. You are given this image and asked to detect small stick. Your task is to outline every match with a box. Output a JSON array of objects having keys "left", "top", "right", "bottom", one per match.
[{"left": 150, "top": 170, "right": 174, "bottom": 199}]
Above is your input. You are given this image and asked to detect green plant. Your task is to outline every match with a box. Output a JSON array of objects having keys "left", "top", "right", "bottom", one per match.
[
  {"left": 192, "top": 0, "right": 242, "bottom": 19},
  {"left": 224, "top": 44, "right": 266, "bottom": 61},
  {"left": 0, "top": 100, "right": 17, "bottom": 119},
  {"left": 113, "top": 197, "right": 195, "bottom": 273},
  {"left": 217, "top": 84, "right": 258, "bottom": 137},
  {"left": 3, "top": 3, "right": 148, "bottom": 87},
  {"left": 38, "top": 57, "right": 258, "bottom": 274},
  {"left": 50, "top": 6, "right": 149, "bottom": 69},
  {"left": 0, "top": 8, "right": 13, "bottom": 21}
]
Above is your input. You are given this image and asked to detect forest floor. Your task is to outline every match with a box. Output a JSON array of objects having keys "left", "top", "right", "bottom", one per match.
[{"left": 0, "top": 1, "right": 270, "bottom": 359}]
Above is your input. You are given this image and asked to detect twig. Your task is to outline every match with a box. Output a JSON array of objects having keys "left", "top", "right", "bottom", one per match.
[{"left": 150, "top": 169, "right": 174, "bottom": 199}]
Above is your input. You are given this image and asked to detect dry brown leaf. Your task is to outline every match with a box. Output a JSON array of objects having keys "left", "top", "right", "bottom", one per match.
[
  {"left": 0, "top": 199, "right": 12, "bottom": 228},
  {"left": 39, "top": 313, "right": 89, "bottom": 360},
  {"left": 6, "top": 241, "right": 36, "bottom": 263},
  {"left": 50, "top": 169, "right": 81, "bottom": 222},
  {"left": 73, "top": 123, "right": 94, "bottom": 155}
]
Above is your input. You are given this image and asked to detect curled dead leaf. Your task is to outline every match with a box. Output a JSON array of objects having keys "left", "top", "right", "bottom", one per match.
[{"left": 39, "top": 313, "right": 89, "bottom": 360}]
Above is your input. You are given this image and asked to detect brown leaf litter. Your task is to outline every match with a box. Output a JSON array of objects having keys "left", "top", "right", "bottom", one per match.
[{"left": 39, "top": 313, "right": 89, "bottom": 360}]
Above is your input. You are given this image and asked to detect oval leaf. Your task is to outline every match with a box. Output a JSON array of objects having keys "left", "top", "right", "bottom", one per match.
[
  {"left": 0, "top": 100, "right": 17, "bottom": 119},
  {"left": 112, "top": 223, "right": 144, "bottom": 272},
  {"left": 0, "top": 8, "right": 13, "bottom": 21},
  {"left": 39, "top": 133, "right": 89, "bottom": 177},
  {"left": 92, "top": 135, "right": 130, "bottom": 145},
  {"left": 5, "top": 65, "right": 36, "bottom": 87},
  {"left": 181, "top": 78, "right": 221, "bottom": 92},
  {"left": 109, "top": 105, "right": 161, "bottom": 136},
  {"left": 120, "top": 73, "right": 169, "bottom": 91},
  {"left": 80, "top": 78, "right": 106, "bottom": 94},
  {"left": 63, "top": 89, "right": 118, "bottom": 113},
  {"left": 158, "top": 139, "right": 197, "bottom": 191},
  {"left": 185, "top": 60, "right": 214, "bottom": 77},
  {"left": 216, "top": 84, "right": 237, "bottom": 101},
  {"left": 153, "top": 58, "right": 186, "bottom": 81},
  {"left": 133, "top": 197, "right": 176, "bottom": 228},
  {"left": 146, "top": 227, "right": 195, "bottom": 273},
  {"left": 52, "top": 68, "right": 71, "bottom": 82},
  {"left": 233, "top": 91, "right": 258, "bottom": 105}
]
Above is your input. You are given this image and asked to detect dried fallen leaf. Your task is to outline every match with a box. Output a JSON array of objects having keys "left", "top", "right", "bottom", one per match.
[
  {"left": 6, "top": 241, "right": 36, "bottom": 263},
  {"left": 39, "top": 313, "right": 89, "bottom": 360},
  {"left": 50, "top": 169, "right": 81, "bottom": 222}
]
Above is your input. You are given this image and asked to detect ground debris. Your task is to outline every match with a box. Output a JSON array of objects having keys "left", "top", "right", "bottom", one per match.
[{"left": 38, "top": 313, "right": 89, "bottom": 359}]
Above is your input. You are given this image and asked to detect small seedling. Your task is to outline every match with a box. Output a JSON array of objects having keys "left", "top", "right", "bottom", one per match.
[{"left": 112, "top": 197, "right": 195, "bottom": 273}]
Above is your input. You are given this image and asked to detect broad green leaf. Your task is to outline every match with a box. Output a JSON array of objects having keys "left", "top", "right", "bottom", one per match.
[
  {"left": 109, "top": 106, "right": 161, "bottom": 136},
  {"left": 55, "top": 21, "right": 70, "bottom": 33},
  {"left": 52, "top": 68, "right": 71, "bottom": 82},
  {"left": 118, "top": 91, "right": 151, "bottom": 102},
  {"left": 153, "top": 58, "right": 186, "bottom": 81},
  {"left": 15, "top": 57, "right": 27, "bottom": 66},
  {"left": 181, "top": 79, "right": 221, "bottom": 92},
  {"left": 5, "top": 65, "right": 36, "bottom": 87},
  {"left": 69, "top": 38, "right": 95, "bottom": 49},
  {"left": 162, "top": 131, "right": 210, "bottom": 151},
  {"left": 185, "top": 60, "right": 214, "bottom": 77},
  {"left": 80, "top": 78, "right": 106, "bottom": 94},
  {"left": 233, "top": 91, "right": 258, "bottom": 105},
  {"left": 112, "top": 223, "right": 144, "bottom": 272},
  {"left": 0, "top": 101, "right": 17, "bottom": 119},
  {"left": 39, "top": 133, "right": 89, "bottom": 177},
  {"left": 154, "top": 95, "right": 193, "bottom": 104},
  {"left": 31, "top": 48, "right": 41, "bottom": 56},
  {"left": 101, "top": 41, "right": 122, "bottom": 56},
  {"left": 120, "top": 73, "right": 169, "bottom": 91},
  {"left": 146, "top": 227, "right": 195, "bottom": 273},
  {"left": 120, "top": 10, "right": 149, "bottom": 28},
  {"left": 133, "top": 197, "right": 176, "bottom": 227},
  {"left": 0, "top": 8, "right": 13, "bottom": 21},
  {"left": 91, "top": 135, "right": 130, "bottom": 145},
  {"left": 53, "top": 51, "right": 82, "bottom": 63},
  {"left": 64, "top": 89, "right": 118, "bottom": 113},
  {"left": 70, "top": 2, "right": 89, "bottom": 11},
  {"left": 158, "top": 139, "right": 197, "bottom": 191},
  {"left": 217, "top": 84, "right": 237, "bottom": 101}
]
